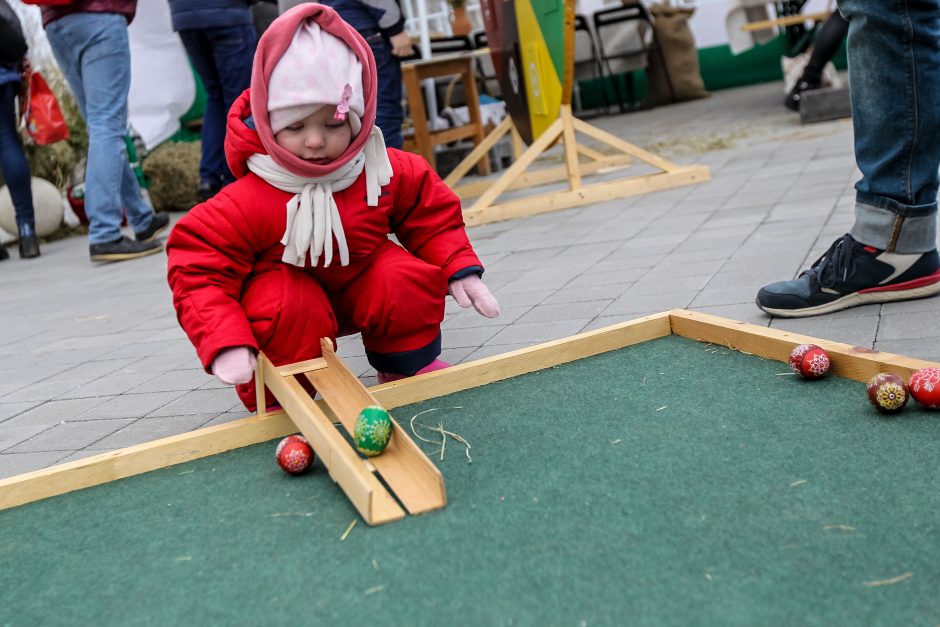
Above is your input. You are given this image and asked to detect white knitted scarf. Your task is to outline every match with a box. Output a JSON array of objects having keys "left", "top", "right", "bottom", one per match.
[{"left": 247, "top": 126, "right": 393, "bottom": 268}]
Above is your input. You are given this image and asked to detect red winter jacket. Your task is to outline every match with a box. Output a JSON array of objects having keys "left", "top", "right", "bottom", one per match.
[{"left": 166, "top": 89, "right": 482, "bottom": 371}]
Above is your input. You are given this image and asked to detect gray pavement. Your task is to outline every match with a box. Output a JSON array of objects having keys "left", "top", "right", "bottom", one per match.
[{"left": 2, "top": 80, "right": 939, "bottom": 480}]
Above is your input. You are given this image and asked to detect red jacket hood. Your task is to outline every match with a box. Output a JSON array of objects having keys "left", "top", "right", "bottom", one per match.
[
  {"left": 225, "top": 89, "right": 266, "bottom": 179},
  {"left": 242, "top": 3, "right": 377, "bottom": 178}
]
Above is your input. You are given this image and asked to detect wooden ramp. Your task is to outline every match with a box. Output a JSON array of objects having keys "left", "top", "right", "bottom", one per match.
[{"left": 256, "top": 339, "right": 446, "bottom": 526}]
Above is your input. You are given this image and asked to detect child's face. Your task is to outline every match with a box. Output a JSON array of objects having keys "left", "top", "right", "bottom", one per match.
[{"left": 274, "top": 106, "right": 352, "bottom": 164}]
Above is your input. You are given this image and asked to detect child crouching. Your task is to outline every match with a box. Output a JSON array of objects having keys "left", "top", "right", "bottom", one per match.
[{"left": 167, "top": 4, "right": 498, "bottom": 411}]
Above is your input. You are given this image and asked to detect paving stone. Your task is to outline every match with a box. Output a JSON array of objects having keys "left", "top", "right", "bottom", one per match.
[
  {"left": 487, "top": 320, "right": 589, "bottom": 346},
  {"left": 770, "top": 315, "right": 880, "bottom": 348},
  {"left": 0, "top": 452, "right": 71, "bottom": 480},
  {"left": 873, "top": 338, "right": 940, "bottom": 364},
  {"left": 0, "top": 401, "right": 41, "bottom": 423},
  {"left": 0, "top": 423, "right": 52, "bottom": 452},
  {"left": 876, "top": 311, "right": 940, "bottom": 341},
  {"left": 2, "top": 397, "right": 112, "bottom": 428},
  {"left": 6, "top": 418, "right": 134, "bottom": 453},
  {"left": 128, "top": 369, "right": 217, "bottom": 394},
  {"left": 88, "top": 414, "right": 221, "bottom": 450},
  {"left": 514, "top": 300, "right": 614, "bottom": 325},
  {"left": 77, "top": 391, "right": 185, "bottom": 421},
  {"left": 149, "top": 388, "right": 243, "bottom": 417},
  {"left": 603, "top": 289, "right": 700, "bottom": 316}
]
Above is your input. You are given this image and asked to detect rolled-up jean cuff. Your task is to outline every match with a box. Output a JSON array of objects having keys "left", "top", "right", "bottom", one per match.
[
  {"left": 855, "top": 191, "right": 937, "bottom": 217},
  {"left": 852, "top": 201, "right": 938, "bottom": 253}
]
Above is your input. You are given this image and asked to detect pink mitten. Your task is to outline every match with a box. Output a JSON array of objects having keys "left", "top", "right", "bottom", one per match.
[
  {"left": 448, "top": 275, "right": 500, "bottom": 318},
  {"left": 211, "top": 346, "right": 257, "bottom": 385}
]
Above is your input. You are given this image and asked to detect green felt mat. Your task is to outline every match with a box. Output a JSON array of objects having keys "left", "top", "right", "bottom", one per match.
[{"left": 2, "top": 335, "right": 939, "bottom": 626}]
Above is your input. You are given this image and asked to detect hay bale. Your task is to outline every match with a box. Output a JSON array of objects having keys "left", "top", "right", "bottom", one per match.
[
  {"left": 142, "top": 140, "right": 201, "bottom": 212},
  {"left": 23, "top": 141, "right": 78, "bottom": 189}
]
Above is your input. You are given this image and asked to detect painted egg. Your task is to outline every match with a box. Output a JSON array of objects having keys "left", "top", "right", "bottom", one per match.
[
  {"left": 276, "top": 434, "right": 314, "bottom": 475},
  {"left": 866, "top": 373, "right": 909, "bottom": 414},
  {"left": 789, "top": 343, "right": 830, "bottom": 379},
  {"left": 354, "top": 406, "right": 393, "bottom": 457},
  {"left": 909, "top": 367, "right": 940, "bottom": 409}
]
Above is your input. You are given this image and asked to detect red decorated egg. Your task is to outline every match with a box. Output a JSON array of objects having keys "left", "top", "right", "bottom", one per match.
[
  {"left": 789, "top": 344, "right": 830, "bottom": 379},
  {"left": 909, "top": 368, "right": 940, "bottom": 409},
  {"left": 866, "top": 373, "right": 909, "bottom": 414},
  {"left": 276, "top": 434, "right": 314, "bottom": 475}
]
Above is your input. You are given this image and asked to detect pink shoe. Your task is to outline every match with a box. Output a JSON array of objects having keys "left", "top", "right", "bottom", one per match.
[{"left": 376, "top": 359, "right": 450, "bottom": 384}]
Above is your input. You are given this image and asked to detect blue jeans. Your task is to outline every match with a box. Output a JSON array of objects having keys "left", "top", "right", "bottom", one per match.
[
  {"left": 364, "top": 31, "right": 404, "bottom": 150},
  {"left": 45, "top": 13, "right": 153, "bottom": 245},
  {"left": 840, "top": 0, "right": 940, "bottom": 253},
  {"left": 178, "top": 24, "right": 256, "bottom": 187},
  {"left": 0, "top": 80, "right": 34, "bottom": 230}
]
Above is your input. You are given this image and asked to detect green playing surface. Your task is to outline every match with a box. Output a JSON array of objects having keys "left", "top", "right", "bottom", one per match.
[{"left": 2, "top": 335, "right": 939, "bottom": 625}]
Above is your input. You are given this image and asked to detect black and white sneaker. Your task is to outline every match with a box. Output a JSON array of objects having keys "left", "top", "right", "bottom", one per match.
[{"left": 756, "top": 234, "right": 940, "bottom": 317}]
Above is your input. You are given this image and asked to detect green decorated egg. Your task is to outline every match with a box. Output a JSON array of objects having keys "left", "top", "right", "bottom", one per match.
[{"left": 354, "top": 405, "right": 392, "bottom": 457}]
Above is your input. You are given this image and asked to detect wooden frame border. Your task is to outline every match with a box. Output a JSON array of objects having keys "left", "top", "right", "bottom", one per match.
[{"left": 3, "top": 309, "right": 937, "bottom": 511}]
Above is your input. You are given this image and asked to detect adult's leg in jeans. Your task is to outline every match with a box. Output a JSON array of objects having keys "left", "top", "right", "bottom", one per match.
[
  {"left": 208, "top": 24, "right": 256, "bottom": 185},
  {"left": 841, "top": 0, "right": 940, "bottom": 253},
  {"left": 180, "top": 29, "right": 225, "bottom": 187},
  {"left": 46, "top": 14, "right": 151, "bottom": 244},
  {"left": 0, "top": 81, "right": 34, "bottom": 229},
  {"left": 368, "top": 33, "right": 404, "bottom": 149}
]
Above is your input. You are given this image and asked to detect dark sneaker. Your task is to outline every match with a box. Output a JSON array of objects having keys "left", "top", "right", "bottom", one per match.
[
  {"left": 784, "top": 78, "right": 819, "bottom": 112},
  {"left": 90, "top": 236, "right": 163, "bottom": 263},
  {"left": 756, "top": 234, "right": 940, "bottom": 317},
  {"left": 134, "top": 212, "right": 170, "bottom": 242}
]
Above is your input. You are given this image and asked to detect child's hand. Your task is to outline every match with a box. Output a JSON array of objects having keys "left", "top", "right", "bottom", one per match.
[
  {"left": 211, "top": 346, "right": 258, "bottom": 385},
  {"left": 449, "top": 275, "right": 500, "bottom": 318}
]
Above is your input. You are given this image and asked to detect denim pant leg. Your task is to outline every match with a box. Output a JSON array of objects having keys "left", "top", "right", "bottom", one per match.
[
  {"left": 839, "top": 0, "right": 940, "bottom": 253},
  {"left": 366, "top": 33, "right": 404, "bottom": 150},
  {"left": 46, "top": 13, "right": 151, "bottom": 244},
  {"left": 180, "top": 25, "right": 255, "bottom": 186},
  {"left": 0, "top": 81, "right": 34, "bottom": 229}
]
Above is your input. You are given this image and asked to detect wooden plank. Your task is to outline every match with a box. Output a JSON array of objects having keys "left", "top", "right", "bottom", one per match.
[
  {"left": 560, "top": 105, "right": 582, "bottom": 190},
  {"left": 372, "top": 312, "right": 674, "bottom": 409},
  {"left": 740, "top": 11, "right": 830, "bottom": 32},
  {"left": 262, "top": 355, "right": 405, "bottom": 525},
  {"left": 468, "top": 116, "right": 564, "bottom": 212},
  {"left": 572, "top": 117, "right": 680, "bottom": 173},
  {"left": 463, "top": 165, "right": 711, "bottom": 227},
  {"left": 667, "top": 309, "right": 940, "bottom": 382},
  {"left": 305, "top": 340, "right": 446, "bottom": 516},
  {"left": 0, "top": 410, "right": 296, "bottom": 510},
  {"left": 444, "top": 116, "right": 512, "bottom": 188},
  {"left": 452, "top": 154, "right": 631, "bottom": 199},
  {"left": 277, "top": 357, "right": 328, "bottom": 376}
]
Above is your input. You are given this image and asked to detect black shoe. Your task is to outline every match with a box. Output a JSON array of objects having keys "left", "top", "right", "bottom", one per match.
[
  {"left": 756, "top": 234, "right": 940, "bottom": 317},
  {"left": 197, "top": 179, "right": 221, "bottom": 203},
  {"left": 0, "top": 245, "right": 8, "bottom": 261},
  {"left": 134, "top": 212, "right": 170, "bottom": 242},
  {"left": 90, "top": 236, "right": 163, "bottom": 263},
  {"left": 17, "top": 224, "right": 40, "bottom": 259},
  {"left": 784, "top": 78, "right": 819, "bottom": 112}
]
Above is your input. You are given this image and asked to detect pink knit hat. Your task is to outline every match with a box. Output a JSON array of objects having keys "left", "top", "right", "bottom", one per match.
[{"left": 250, "top": 4, "right": 378, "bottom": 177}]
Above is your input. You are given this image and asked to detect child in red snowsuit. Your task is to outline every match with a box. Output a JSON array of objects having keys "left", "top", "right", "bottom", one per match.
[{"left": 166, "top": 4, "right": 498, "bottom": 411}]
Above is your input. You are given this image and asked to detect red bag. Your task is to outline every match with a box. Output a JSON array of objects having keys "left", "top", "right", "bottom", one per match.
[{"left": 21, "top": 71, "right": 69, "bottom": 145}]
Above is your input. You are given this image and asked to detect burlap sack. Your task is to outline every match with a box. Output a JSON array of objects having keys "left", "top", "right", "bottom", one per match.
[{"left": 646, "top": 4, "right": 710, "bottom": 105}]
